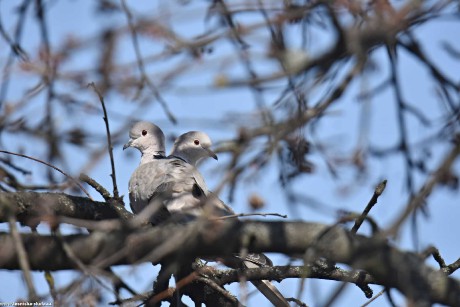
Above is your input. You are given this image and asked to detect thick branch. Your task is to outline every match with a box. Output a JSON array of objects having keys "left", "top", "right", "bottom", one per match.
[
  {"left": 0, "top": 220, "right": 458, "bottom": 305},
  {"left": 0, "top": 191, "right": 131, "bottom": 225}
]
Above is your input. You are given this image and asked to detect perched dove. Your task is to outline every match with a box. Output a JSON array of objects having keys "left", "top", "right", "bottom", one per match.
[
  {"left": 169, "top": 131, "right": 217, "bottom": 165},
  {"left": 125, "top": 124, "right": 289, "bottom": 306},
  {"left": 170, "top": 131, "right": 291, "bottom": 307},
  {"left": 124, "top": 122, "right": 210, "bottom": 224},
  {"left": 123, "top": 121, "right": 166, "bottom": 165},
  {"left": 124, "top": 121, "right": 167, "bottom": 218}
]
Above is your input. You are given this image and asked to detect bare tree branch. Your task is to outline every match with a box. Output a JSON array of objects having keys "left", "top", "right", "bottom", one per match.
[
  {"left": 0, "top": 150, "right": 92, "bottom": 199},
  {"left": 88, "top": 82, "right": 120, "bottom": 200},
  {"left": 386, "top": 136, "right": 460, "bottom": 237},
  {"left": 0, "top": 191, "right": 131, "bottom": 224},
  {"left": 7, "top": 214, "right": 37, "bottom": 299},
  {"left": 0, "top": 219, "right": 459, "bottom": 305},
  {"left": 351, "top": 179, "right": 387, "bottom": 233}
]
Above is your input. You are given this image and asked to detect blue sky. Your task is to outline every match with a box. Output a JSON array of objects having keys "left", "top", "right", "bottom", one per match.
[{"left": 1, "top": 1, "right": 459, "bottom": 306}]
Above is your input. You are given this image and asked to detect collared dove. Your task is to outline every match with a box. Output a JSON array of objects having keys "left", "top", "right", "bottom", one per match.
[
  {"left": 125, "top": 124, "right": 289, "bottom": 306},
  {"left": 123, "top": 121, "right": 166, "bottom": 165},
  {"left": 170, "top": 131, "right": 218, "bottom": 165},
  {"left": 124, "top": 122, "right": 210, "bottom": 224},
  {"left": 124, "top": 121, "right": 167, "bottom": 219},
  {"left": 170, "top": 131, "right": 290, "bottom": 307}
]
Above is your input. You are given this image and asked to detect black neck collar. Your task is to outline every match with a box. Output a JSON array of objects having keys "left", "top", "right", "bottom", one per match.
[{"left": 153, "top": 152, "right": 166, "bottom": 159}]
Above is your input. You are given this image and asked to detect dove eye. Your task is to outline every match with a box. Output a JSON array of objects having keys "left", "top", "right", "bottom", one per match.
[
  {"left": 194, "top": 139, "right": 200, "bottom": 145},
  {"left": 142, "top": 130, "right": 147, "bottom": 136}
]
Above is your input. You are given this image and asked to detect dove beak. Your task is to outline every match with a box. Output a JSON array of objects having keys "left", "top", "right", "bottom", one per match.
[
  {"left": 203, "top": 146, "right": 218, "bottom": 160},
  {"left": 123, "top": 139, "right": 133, "bottom": 150}
]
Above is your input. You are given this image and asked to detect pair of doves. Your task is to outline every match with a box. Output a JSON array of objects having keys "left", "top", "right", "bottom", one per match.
[{"left": 124, "top": 121, "right": 289, "bottom": 307}]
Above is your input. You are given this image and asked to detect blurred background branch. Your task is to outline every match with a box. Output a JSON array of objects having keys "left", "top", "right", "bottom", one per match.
[{"left": 0, "top": 0, "right": 459, "bottom": 305}]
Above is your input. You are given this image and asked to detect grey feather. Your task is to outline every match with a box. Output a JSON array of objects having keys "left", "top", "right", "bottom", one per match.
[
  {"left": 128, "top": 157, "right": 208, "bottom": 225},
  {"left": 167, "top": 130, "right": 291, "bottom": 307},
  {"left": 126, "top": 125, "right": 290, "bottom": 306}
]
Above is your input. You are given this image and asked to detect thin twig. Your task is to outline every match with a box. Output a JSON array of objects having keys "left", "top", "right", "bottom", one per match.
[
  {"left": 386, "top": 45, "right": 420, "bottom": 247},
  {"left": 8, "top": 215, "right": 37, "bottom": 299},
  {"left": 55, "top": 228, "right": 89, "bottom": 273},
  {"left": 213, "top": 212, "right": 288, "bottom": 220},
  {"left": 0, "top": 0, "right": 30, "bottom": 108},
  {"left": 120, "top": 0, "right": 176, "bottom": 124},
  {"left": 0, "top": 157, "right": 32, "bottom": 175},
  {"left": 323, "top": 282, "right": 348, "bottom": 307},
  {"left": 287, "top": 297, "right": 309, "bottom": 307},
  {"left": 0, "top": 150, "right": 92, "bottom": 200},
  {"left": 385, "top": 139, "right": 460, "bottom": 237},
  {"left": 44, "top": 270, "right": 57, "bottom": 303},
  {"left": 351, "top": 180, "right": 387, "bottom": 233},
  {"left": 444, "top": 258, "right": 460, "bottom": 275},
  {"left": 420, "top": 246, "right": 447, "bottom": 267},
  {"left": 420, "top": 246, "right": 460, "bottom": 275},
  {"left": 56, "top": 228, "right": 125, "bottom": 298},
  {"left": 337, "top": 213, "right": 380, "bottom": 234},
  {"left": 149, "top": 272, "right": 197, "bottom": 305},
  {"left": 113, "top": 271, "right": 237, "bottom": 306},
  {"left": 88, "top": 82, "right": 120, "bottom": 199},
  {"left": 361, "top": 289, "right": 385, "bottom": 307},
  {"left": 196, "top": 276, "right": 240, "bottom": 304},
  {"left": 79, "top": 173, "right": 112, "bottom": 202},
  {"left": 213, "top": 61, "right": 363, "bottom": 199},
  {"left": 238, "top": 224, "right": 252, "bottom": 307},
  {"left": 0, "top": 6, "right": 28, "bottom": 61},
  {"left": 104, "top": 267, "right": 138, "bottom": 297},
  {"left": 109, "top": 292, "right": 150, "bottom": 305},
  {"left": 36, "top": 0, "right": 59, "bottom": 183}
]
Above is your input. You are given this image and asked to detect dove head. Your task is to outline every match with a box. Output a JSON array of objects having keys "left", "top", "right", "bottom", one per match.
[
  {"left": 171, "top": 131, "right": 218, "bottom": 166},
  {"left": 123, "top": 121, "right": 166, "bottom": 162}
]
